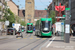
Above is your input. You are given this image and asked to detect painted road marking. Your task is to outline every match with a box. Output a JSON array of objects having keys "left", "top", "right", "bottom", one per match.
[
  {"left": 24, "top": 38, "right": 27, "bottom": 39},
  {"left": 43, "top": 38, "right": 46, "bottom": 39},
  {"left": 16, "top": 38, "right": 21, "bottom": 39},
  {"left": 46, "top": 37, "right": 56, "bottom": 48},
  {"left": 30, "top": 38, "right": 33, "bottom": 39},
  {"left": 36, "top": 38, "right": 40, "bottom": 39},
  {"left": 39, "top": 38, "right": 52, "bottom": 50}
]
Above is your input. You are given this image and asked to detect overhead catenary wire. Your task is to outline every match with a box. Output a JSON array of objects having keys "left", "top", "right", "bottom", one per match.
[
  {"left": 39, "top": 0, "right": 48, "bottom": 6},
  {"left": 39, "top": 0, "right": 52, "bottom": 8}
]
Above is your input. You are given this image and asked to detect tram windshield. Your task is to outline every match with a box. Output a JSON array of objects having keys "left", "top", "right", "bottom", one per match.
[
  {"left": 27, "top": 25, "right": 33, "bottom": 30},
  {"left": 41, "top": 21, "right": 50, "bottom": 32}
]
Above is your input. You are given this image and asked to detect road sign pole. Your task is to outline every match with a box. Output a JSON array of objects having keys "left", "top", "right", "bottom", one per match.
[
  {"left": 64, "top": 8, "right": 70, "bottom": 43},
  {"left": 5, "top": 26, "right": 7, "bottom": 36},
  {"left": 61, "top": 22, "right": 64, "bottom": 40},
  {"left": 13, "top": 30, "right": 15, "bottom": 35},
  {"left": 5, "top": 21, "right": 9, "bottom": 36}
]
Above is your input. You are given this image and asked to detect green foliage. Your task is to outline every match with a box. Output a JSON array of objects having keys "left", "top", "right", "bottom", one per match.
[
  {"left": 35, "top": 20, "right": 39, "bottom": 25},
  {"left": 3, "top": 2, "right": 7, "bottom": 6},
  {"left": 3, "top": 7, "right": 26, "bottom": 27},
  {"left": 15, "top": 15, "right": 20, "bottom": 23},
  {"left": 48, "top": 10, "right": 56, "bottom": 24},
  {"left": 0, "top": 19, "right": 4, "bottom": 22},
  {"left": 14, "top": 15, "right": 26, "bottom": 26},
  {"left": 20, "top": 20, "right": 26, "bottom": 26},
  {"left": 3, "top": 9, "right": 15, "bottom": 27},
  {"left": 0, "top": 6, "right": 2, "bottom": 11}
]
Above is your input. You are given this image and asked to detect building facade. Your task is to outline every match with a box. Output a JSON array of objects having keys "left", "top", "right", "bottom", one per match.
[
  {"left": 48, "top": 0, "right": 69, "bottom": 17},
  {"left": 7, "top": 0, "right": 19, "bottom": 15},
  {"left": 48, "top": 3, "right": 52, "bottom": 14},
  {"left": 25, "top": 0, "right": 34, "bottom": 24},
  {"left": 52, "top": 0, "right": 69, "bottom": 10},
  {"left": 0, "top": 0, "right": 6, "bottom": 19},
  {"left": 19, "top": 10, "right": 47, "bottom": 25},
  {"left": 71, "top": 0, "right": 75, "bottom": 25},
  {"left": 18, "top": 9, "right": 25, "bottom": 21}
]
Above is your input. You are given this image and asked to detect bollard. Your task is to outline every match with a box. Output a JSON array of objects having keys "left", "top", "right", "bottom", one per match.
[{"left": 13, "top": 30, "right": 15, "bottom": 35}]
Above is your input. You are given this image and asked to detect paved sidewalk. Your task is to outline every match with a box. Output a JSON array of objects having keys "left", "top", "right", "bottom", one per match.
[
  {"left": 42, "top": 36, "right": 75, "bottom": 50},
  {"left": 0, "top": 35, "right": 16, "bottom": 40}
]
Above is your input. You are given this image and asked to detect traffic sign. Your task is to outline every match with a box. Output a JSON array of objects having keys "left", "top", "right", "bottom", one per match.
[
  {"left": 65, "top": 8, "right": 70, "bottom": 10},
  {"left": 63, "top": 15, "right": 66, "bottom": 17},
  {"left": 61, "top": 23, "right": 64, "bottom": 25},
  {"left": 5, "top": 21, "right": 9, "bottom": 26},
  {"left": 56, "top": 17, "right": 65, "bottom": 18},
  {"left": 45, "top": 8, "right": 47, "bottom": 10},
  {"left": 64, "top": 8, "right": 70, "bottom": 43},
  {"left": 12, "top": 23, "right": 15, "bottom": 26}
]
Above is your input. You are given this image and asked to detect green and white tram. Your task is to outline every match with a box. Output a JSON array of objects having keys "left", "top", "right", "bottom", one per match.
[
  {"left": 35, "top": 18, "right": 52, "bottom": 36},
  {"left": 26, "top": 23, "right": 33, "bottom": 33}
]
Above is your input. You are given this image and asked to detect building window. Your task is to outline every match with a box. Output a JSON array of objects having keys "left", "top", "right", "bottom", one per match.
[
  {"left": 0, "top": 0, "right": 1, "bottom": 2},
  {"left": 38, "top": 11, "right": 43, "bottom": 17},
  {"left": 28, "top": 2, "right": 31, "bottom": 4},
  {"left": 28, "top": 19, "right": 31, "bottom": 22},
  {"left": 28, "top": 15, "right": 31, "bottom": 17}
]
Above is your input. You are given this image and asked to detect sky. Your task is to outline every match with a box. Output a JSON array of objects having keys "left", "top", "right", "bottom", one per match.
[{"left": 12, "top": 0, "right": 52, "bottom": 10}]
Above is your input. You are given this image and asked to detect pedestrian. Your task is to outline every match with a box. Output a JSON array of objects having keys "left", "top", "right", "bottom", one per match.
[
  {"left": 16, "top": 26, "right": 23, "bottom": 38},
  {"left": 55, "top": 32, "right": 57, "bottom": 36},
  {"left": 57, "top": 31, "right": 59, "bottom": 36}
]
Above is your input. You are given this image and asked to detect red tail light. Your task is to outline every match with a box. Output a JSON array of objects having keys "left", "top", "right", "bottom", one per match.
[{"left": 11, "top": 30, "right": 13, "bottom": 32}]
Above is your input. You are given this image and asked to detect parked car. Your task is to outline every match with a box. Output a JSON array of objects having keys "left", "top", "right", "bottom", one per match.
[{"left": 7, "top": 28, "right": 17, "bottom": 35}]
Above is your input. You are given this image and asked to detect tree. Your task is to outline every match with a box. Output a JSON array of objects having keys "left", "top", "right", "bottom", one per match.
[
  {"left": 14, "top": 15, "right": 26, "bottom": 26},
  {"left": 3, "top": 7, "right": 26, "bottom": 27},
  {"left": 20, "top": 20, "right": 26, "bottom": 26},
  {"left": 35, "top": 20, "right": 39, "bottom": 25},
  {"left": 48, "top": 10, "right": 56, "bottom": 24},
  {"left": 3, "top": 9, "right": 15, "bottom": 27}
]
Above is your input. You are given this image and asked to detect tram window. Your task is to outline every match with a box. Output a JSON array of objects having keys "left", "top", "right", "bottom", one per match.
[
  {"left": 74, "top": 27, "right": 75, "bottom": 30},
  {"left": 28, "top": 2, "right": 31, "bottom": 4},
  {"left": 41, "top": 21, "right": 50, "bottom": 31},
  {"left": 27, "top": 25, "right": 32, "bottom": 30},
  {"left": 72, "top": 24, "right": 75, "bottom": 31}
]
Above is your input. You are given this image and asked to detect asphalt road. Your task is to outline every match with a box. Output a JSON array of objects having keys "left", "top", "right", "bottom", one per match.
[{"left": 0, "top": 31, "right": 52, "bottom": 50}]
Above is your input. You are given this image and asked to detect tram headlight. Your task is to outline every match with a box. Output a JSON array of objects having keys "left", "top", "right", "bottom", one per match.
[{"left": 44, "top": 28, "right": 48, "bottom": 30}]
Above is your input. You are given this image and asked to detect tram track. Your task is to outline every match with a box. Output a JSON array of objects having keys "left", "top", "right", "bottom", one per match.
[
  {"left": 17, "top": 37, "right": 49, "bottom": 50},
  {"left": 18, "top": 38, "right": 42, "bottom": 50},
  {"left": 0, "top": 32, "right": 29, "bottom": 45},
  {"left": 31, "top": 38, "right": 48, "bottom": 50}
]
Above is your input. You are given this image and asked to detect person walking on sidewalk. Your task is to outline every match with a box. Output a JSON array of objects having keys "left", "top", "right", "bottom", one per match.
[{"left": 57, "top": 31, "right": 59, "bottom": 36}]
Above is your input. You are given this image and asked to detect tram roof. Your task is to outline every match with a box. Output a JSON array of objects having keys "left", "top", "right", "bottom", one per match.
[
  {"left": 27, "top": 23, "right": 33, "bottom": 25},
  {"left": 41, "top": 18, "right": 52, "bottom": 21}
]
